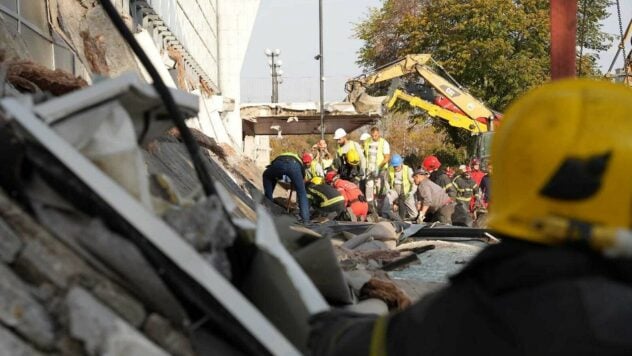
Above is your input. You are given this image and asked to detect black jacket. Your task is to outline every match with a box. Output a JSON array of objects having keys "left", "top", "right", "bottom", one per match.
[
  {"left": 310, "top": 239, "right": 632, "bottom": 356},
  {"left": 429, "top": 169, "right": 456, "bottom": 198}
]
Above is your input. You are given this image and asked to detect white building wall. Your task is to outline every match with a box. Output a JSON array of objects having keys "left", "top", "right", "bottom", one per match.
[
  {"left": 218, "top": 0, "right": 260, "bottom": 151},
  {"left": 144, "top": 0, "right": 219, "bottom": 84}
]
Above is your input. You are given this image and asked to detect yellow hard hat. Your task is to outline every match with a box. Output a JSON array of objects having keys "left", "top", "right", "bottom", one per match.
[
  {"left": 488, "top": 79, "right": 632, "bottom": 255},
  {"left": 346, "top": 148, "right": 360, "bottom": 166},
  {"left": 311, "top": 176, "right": 324, "bottom": 185}
]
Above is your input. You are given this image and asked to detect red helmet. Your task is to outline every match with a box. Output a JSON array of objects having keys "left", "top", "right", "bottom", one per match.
[
  {"left": 422, "top": 155, "right": 441, "bottom": 171},
  {"left": 302, "top": 152, "right": 313, "bottom": 165},
  {"left": 470, "top": 158, "right": 480, "bottom": 167},
  {"left": 325, "top": 170, "right": 337, "bottom": 184}
]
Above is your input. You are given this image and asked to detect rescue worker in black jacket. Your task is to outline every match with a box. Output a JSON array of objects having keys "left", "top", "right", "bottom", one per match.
[
  {"left": 308, "top": 79, "right": 632, "bottom": 356},
  {"left": 422, "top": 155, "right": 456, "bottom": 198},
  {"left": 305, "top": 177, "right": 346, "bottom": 219},
  {"left": 451, "top": 165, "right": 480, "bottom": 226}
]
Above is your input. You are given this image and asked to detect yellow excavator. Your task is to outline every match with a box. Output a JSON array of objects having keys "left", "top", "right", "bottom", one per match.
[{"left": 345, "top": 54, "right": 502, "bottom": 163}]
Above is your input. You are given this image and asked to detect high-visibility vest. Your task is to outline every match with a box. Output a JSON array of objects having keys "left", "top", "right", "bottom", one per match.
[
  {"left": 273, "top": 152, "right": 303, "bottom": 166},
  {"left": 336, "top": 140, "right": 360, "bottom": 158},
  {"left": 388, "top": 165, "right": 412, "bottom": 195},
  {"left": 364, "top": 137, "right": 386, "bottom": 167}
]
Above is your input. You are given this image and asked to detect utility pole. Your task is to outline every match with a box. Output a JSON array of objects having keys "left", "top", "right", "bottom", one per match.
[
  {"left": 318, "top": 0, "right": 325, "bottom": 139},
  {"left": 265, "top": 48, "right": 283, "bottom": 102}
]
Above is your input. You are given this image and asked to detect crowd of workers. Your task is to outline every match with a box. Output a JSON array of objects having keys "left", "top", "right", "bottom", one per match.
[{"left": 263, "top": 126, "right": 490, "bottom": 225}]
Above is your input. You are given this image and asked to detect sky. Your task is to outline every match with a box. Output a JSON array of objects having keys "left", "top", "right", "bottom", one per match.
[{"left": 241, "top": 1, "right": 632, "bottom": 104}]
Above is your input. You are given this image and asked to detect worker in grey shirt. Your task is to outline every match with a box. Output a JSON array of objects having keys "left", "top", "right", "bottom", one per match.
[{"left": 413, "top": 168, "right": 455, "bottom": 224}]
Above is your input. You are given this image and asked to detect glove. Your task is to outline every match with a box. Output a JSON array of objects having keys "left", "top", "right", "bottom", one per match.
[{"left": 416, "top": 213, "right": 425, "bottom": 224}]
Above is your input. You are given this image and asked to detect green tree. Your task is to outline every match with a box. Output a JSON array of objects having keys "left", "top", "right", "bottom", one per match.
[{"left": 355, "top": 0, "right": 613, "bottom": 111}]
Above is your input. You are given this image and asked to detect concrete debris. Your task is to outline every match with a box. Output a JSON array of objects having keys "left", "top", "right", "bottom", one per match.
[
  {"left": 0, "top": 324, "right": 45, "bottom": 356},
  {"left": 142, "top": 314, "right": 196, "bottom": 356},
  {"left": 66, "top": 287, "right": 169, "bottom": 356},
  {"left": 0, "top": 263, "right": 55, "bottom": 350},
  {"left": 0, "top": 218, "right": 23, "bottom": 263},
  {"left": 164, "top": 196, "right": 237, "bottom": 279}
]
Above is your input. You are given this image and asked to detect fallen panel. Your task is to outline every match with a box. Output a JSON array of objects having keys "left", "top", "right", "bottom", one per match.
[{"left": 1, "top": 97, "right": 300, "bottom": 356}]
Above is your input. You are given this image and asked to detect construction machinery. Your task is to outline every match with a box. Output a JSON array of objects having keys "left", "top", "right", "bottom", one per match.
[{"left": 345, "top": 54, "right": 502, "bottom": 164}]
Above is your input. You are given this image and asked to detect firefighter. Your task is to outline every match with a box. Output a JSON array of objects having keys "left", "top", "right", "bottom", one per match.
[
  {"left": 332, "top": 128, "right": 366, "bottom": 184},
  {"left": 469, "top": 158, "right": 485, "bottom": 185},
  {"left": 412, "top": 168, "right": 455, "bottom": 224},
  {"left": 305, "top": 176, "right": 346, "bottom": 219},
  {"left": 302, "top": 152, "right": 323, "bottom": 182},
  {"left": 262, "top": 152, "right": 310, "bottom": 222},
  {"left": 326, "top": 170, "right": 369, "bottom": 221},
  {"left": 363, "top": 126, "right": 391, "bottom": 212},
  {"left": 452, "top": 165, "right": 480, "bottom": 226},
  {"left": 309, "top": 79, "right": 632, "bottom": 356},
  {"left": 422, "top": 155, "right": 456, "bottom": 198},
  {"left": 381, "top": 154, "right": 416, "bottom": 220}
]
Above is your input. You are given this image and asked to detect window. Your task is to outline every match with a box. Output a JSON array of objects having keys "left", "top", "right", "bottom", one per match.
[{"left": 0, "top": 1, "right": 75, "bottom": 73}]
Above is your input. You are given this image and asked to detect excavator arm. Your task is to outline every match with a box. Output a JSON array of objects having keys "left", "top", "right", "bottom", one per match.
[
  {"left": 346, "top": 54, "right": 497, "bottom": 132},
  {"left": 386, "top": 89, "right": 488, "bottom": 133}
]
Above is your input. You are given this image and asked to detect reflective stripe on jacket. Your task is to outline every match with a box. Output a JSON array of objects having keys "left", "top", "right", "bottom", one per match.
[{"left": 307, "top": 184, "right": 345, "bottom": 208}]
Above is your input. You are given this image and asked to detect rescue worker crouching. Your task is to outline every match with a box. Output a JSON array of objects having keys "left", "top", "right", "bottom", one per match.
[
  {"left": 381, "top": 154, "right": 416, "bottom": 221},
  {"left": 309, "top": 79, "right": 632, "bottom": 356},
  {"left": 326, "top": 170, "right": 369, "bottom": 221},
  {"left": 305, "top": 176, "right": 346, "bottom": 220},
  {"left": 262, "top": 152, "right": 310, "bottom": 222},
  {"left": 412, "top": 168, "right": 455, "bottom": 224}
]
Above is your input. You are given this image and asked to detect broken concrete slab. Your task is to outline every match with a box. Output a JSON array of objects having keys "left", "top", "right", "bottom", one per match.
[
  {"left": 0, "top": 263, "right": 55, "bottom": 350},
  {"left": 0, "top": 324, "right": 45, "bottom": 356},
  {"left": 66, "top": 287, "right": 169, "bottom": 356},
  {"left": 142, "top": 314, "right": 196, "bottom": 356},
  {"left": 92, "top": 280, "right": 146, "bottom": 329},
  {"left": 33, "top": 203, "right": 188, "bottom": 326},
  {"left": 0, "top": 218, "right": 22, "bottom": 263}
]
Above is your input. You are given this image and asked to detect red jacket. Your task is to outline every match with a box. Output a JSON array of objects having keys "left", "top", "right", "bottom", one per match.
[
  {"left": 470, "top": 170, "right": 485, "bottom": 186},
  {"left": 332, "top": 179, "right": 368, "bottom": 219}
]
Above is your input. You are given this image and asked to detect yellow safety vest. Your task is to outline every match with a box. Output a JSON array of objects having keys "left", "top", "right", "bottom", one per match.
[
  {"left": 388, "top": 165, "right": 412, "bottom": 195},
  {"left": 364, "top": 137, "right": 386, "bottom": 167},
  {"left": 336, "top": 140, "right": 359, "bottom": 157},
  {"left": 278, "top": 152, "right": 301, "bottom": 161}
]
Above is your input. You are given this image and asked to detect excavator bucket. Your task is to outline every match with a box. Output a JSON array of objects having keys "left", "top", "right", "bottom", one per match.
[{"left": 345, "top": 82, "right": 386, "bottom": 115}]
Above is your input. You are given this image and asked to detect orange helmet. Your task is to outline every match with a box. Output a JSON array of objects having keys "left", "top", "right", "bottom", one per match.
[
  {"left": 325, "top": 170, "right": 337, "bottom": 184},
  {"left": 422, "top": 155, "right": 441, "bottom": 171}
]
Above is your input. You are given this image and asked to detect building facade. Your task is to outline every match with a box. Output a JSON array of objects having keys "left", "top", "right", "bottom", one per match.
[{"left": 0, "top": 0, "right": 260, "bottom": 153}]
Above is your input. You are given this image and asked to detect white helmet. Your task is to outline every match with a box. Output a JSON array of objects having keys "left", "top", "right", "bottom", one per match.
[
  {"left": 359, "top": 132, "right": 371, "bottom": 141},
  {"left": 333, "top": 128, "right": 347, "bottom": 140}
]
